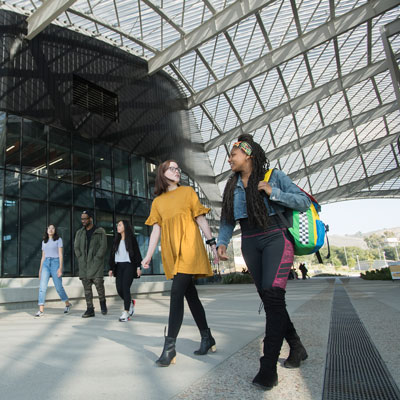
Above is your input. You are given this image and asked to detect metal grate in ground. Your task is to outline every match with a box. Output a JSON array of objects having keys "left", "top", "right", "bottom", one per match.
[{"left": 322, "top": 283, "right": 400, "bottom": 400}]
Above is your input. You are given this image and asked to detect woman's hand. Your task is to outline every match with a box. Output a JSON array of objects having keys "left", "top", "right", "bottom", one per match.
[
  {"left": 108, "top": 270, "right": 113, "bottom": 277},
  {"left": 137, "top": 268, "right": 142, "bottom": 277},
  {"left": 217, "top": 245, "right": 229, "bottom": 261},
  {"left": 258, "top": 180, "right": 272, "bottom": 195},
  {"left": 141, "top": 256, "right": 151, "bottom": 269},
  {"left": 57, "top": 268, "right": 62, "bottom": 278},
  {"left": 211, "top": 245, "right": 219, "bottom": 264}
]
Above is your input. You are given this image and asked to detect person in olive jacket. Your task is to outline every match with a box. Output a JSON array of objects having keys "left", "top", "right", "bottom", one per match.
[{"left": 74, "top": 210, "right": 108, "bottom": 318}]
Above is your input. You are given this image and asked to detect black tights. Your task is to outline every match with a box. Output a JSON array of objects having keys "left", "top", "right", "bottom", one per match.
[{"left": 168, "top": 273, "right": 208, "bottom": 339}]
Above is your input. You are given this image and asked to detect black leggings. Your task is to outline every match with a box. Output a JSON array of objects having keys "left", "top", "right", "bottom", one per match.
[
  {"left": 115, "top": 262, "right": 135, "bottom": 311},
  {"left": 168, "top": 273, "right": 208, "bottom": 339},
  {"left": 241, "top": 228, "right": 294, "bottom": 292}
]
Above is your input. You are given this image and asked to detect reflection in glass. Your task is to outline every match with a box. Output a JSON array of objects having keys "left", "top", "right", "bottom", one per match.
[
  {"left": 113, "top": 148, "right": 130, "bottom": 194},
  {"left": 49, "top": 127, "right": 72, "bottom": 182},
  {"left": 0, "top": 112, "right": 6, "bottom": 166},
  {"left": 96, "top": 189, "right": 114, "bottom": 211},
  {"left": 94, "top": 143, "right": 112, "bottom": 191},
  {"left": 5, "top": 114, "right": 21, "bottom": 171},
  {"left": 73, "top": 136, "right": 93, "bottom": 186},
  {"left": 3, "top": 199, "right": 19, "bottom": 276},
  {"left": 21, "top": 120, "right": 47, "bottom": 176},
  {"left": 49, "top": 180, "right": 72, "bottom": 204},
  {"left": 20, "top": 200, "right": 46, "bottom": 276},
  {"left": 5, "top": 170, "right": 19, "bottom": 197},
  {"left": 74, "top": 185, "right": 94, "bottom": 208},
  {"left": 49, "top": 206, "right": 72, "bottom": 275},
  {"left": 21, "top": 173, "right": 47, "bottom": 200},
  {"left": 131, "top": 155, "right": 147, "bottom": 197},
  {"left": 146, "top": 162, "right": 157, "bottom": 198}
]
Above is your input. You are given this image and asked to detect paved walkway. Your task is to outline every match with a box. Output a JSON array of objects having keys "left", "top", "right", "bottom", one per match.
[{"left": 0, "top": 278, "right": 399, "bottom": 400}]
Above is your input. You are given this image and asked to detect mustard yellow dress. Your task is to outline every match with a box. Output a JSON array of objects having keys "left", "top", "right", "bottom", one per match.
[{"left": 145, "top": 186, "right": 213, "bottom": 280}]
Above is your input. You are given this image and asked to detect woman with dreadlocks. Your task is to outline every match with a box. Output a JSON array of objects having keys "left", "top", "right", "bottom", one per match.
[{"left": 217, "top": 134, "right": 310, "bottom": 390}]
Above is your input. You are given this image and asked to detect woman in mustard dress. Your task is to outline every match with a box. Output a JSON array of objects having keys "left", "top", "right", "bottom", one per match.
[{"left": 141, "top": 160, "right": 219, "bottom": 367}]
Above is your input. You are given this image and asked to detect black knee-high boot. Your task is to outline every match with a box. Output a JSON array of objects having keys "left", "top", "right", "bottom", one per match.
[
  {"left": 252, "top": 288, "right": 288, "bottom": 390},
  {"left": 284, "top": 312, "right": 308, "bottom": 368}
]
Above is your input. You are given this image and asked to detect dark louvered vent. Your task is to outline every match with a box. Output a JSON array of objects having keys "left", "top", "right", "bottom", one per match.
[{"left": 73, "top": 75, "right": 118, "bottom": 122}]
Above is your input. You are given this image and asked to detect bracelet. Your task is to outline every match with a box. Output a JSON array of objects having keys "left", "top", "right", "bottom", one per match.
[{"left": 206, "top": 238, "right": 216, "bottom": 246}]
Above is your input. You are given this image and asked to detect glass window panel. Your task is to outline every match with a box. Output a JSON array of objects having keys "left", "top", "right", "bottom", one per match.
[
  {"left": 94, "top": 143, "right": 112, "bottom": 191},
  {"left": 73, "top": 136, "right": 93, "bottom": 186},
  {"left": 21, "top": 173, "right": 47, "bottom": 200},
  {"left": 5, "top": 170, "right": 19, "bottom": 197},
  {"left": 95, "top": 189, "right": 114, "bottom": 211},
  {"left": 131, "top": 155, "right": 147, "bottom": 197},
  {"left": 5, "top": 114, "right": 21, "bottom": 171},
  {"left": 73, "top": 185, "right": 94, "bottom": 208},
  {"left": 115, "top": 193, "right": 131, "bottom": 215},
  {"left": 20, "top": 200, "right": 47, "bottom": 276},
  {"left": 49, "top": 127, "right": 72, "bottom": 182},
  {"left": 21, "top": 120, "right": 47, "bottom": 176},
  {"left": 146, "top": 162, "right": 157, "bottom": 198},
  {"left": 2, "top": 198, "right": 19, "bottom": 276},
  {"left": 0, "top": 169, "right": 3, "bottom": 195},
  {"left": 49, "top": 206, "right": 72, "bottom": 275},
  {"left": 49, "top": 180, "right": 72, "bottom": 204},
  {"left": 0, "top": 112, "right": 6, "bottom": 166},
  {"left": 0, "top": 196, "right": 2, "bottom": 275},
  {"left": 132, "top": 197, "right": 150, "bottom": 217},
  {"left": 113, "top": 148, "right": 130, "bottom": 194},
  {"left": 96, "top": 211, "right": 114, "bottom": 275}
]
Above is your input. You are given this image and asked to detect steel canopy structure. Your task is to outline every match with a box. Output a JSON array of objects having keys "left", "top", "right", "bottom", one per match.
[{"left": 2, "top": 0, "right": 400, "bottom": 208}]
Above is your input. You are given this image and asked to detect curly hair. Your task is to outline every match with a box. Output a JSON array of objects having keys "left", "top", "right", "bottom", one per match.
[{"left": 221, "top": 134, "right": 270, "bottom": 229}]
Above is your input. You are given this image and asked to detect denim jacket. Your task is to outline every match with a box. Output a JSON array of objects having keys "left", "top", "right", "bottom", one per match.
[{"left": 217, "top": 169, "right": 311, "bottom": 248}]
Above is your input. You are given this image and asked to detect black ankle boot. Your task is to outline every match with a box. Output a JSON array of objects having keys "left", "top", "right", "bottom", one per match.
[
  {"left": 194, "top": 328, "right": 216, "bottom": 355},
  {"left": 156, "top": 336, "right": 177, "bottom": 367},
  {"left": 82, "top": 307, "right": 95, "bottom": 318},
  {"left": 100, "top": 300, "right": 107, "bottom": 315},
  {"left": 252, "top": 359, "right": 278, "bottom": 390},
  {"left": 284, "top": 340, "right": 308, "bottom": 368}
]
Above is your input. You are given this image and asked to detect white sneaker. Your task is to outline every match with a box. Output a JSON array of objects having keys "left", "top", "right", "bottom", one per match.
[
  {"left": 64, "top": 303, "right": 72, "bottom": 314},
  {"left": 35, "top": 311, "right": 44, "bottom": 317},
  {"left": 119, "top": 311, "right": 130, "bottom": 322},
  {"left": 128, "top": 299, "right": 136, "bottom": 317}
]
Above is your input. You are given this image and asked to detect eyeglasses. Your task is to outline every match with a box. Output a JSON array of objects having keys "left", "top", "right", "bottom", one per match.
[{"left": 167, "top": 166, "right": 181, "bottom": 174}]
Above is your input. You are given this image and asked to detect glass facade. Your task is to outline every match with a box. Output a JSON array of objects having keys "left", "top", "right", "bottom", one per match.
[
  {"left": 0, "top": 114, "right": 156, "bottom": 277},
  {"left": 0, "top": 113, "right": 216, "bottom": 278}
]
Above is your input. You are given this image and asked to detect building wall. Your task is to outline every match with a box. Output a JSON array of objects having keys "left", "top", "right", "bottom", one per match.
[{"left": 0, "top": 10, "right": 214, "bottom": 278}]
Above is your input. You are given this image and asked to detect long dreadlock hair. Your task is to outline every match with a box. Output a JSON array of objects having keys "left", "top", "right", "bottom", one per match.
[{"left": 221, "top": 134, "right": 270, "bottom": 229}]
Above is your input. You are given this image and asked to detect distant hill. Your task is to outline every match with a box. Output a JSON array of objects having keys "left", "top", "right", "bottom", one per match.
[{"left": 329, "top": 227, "right": 400, "bottom": 249}]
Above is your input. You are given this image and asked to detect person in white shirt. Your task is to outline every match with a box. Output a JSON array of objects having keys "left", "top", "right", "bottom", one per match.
[
  {"left": 108, "top": 220, "right": 142, "bottom": 322},
  {"left": 35, "top": 224, "right": 72, "bottom": 317}
]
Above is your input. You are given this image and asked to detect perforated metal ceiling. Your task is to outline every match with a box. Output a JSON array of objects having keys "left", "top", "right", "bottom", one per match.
[{"left": 3, "top": 0, "right": 400, "bottom": 206}]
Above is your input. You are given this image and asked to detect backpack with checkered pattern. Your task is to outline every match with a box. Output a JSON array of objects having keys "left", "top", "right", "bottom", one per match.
[{"left": 264, "top": 169, "right": 329, "bottom": 263}]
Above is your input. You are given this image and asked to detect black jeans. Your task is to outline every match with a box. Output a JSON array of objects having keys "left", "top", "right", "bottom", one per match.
[
  {"left": 115, "top": 262, "right": 135, "bottom": 311},
  {"left": 168, "top": 273, "right": 208, "bottom": 339}
]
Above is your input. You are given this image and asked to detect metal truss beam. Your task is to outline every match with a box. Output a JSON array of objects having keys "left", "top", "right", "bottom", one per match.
[
  {"left": 339, "top": 189, "right": 400, "bottom": 201},
  {"left": 68, "top": 7, "right": 157, "bottom": 53},
  {"left": 206, "top": 57, "right": 395, "bottom": 152},
  {"left": 188, "top": 0, "right": 399, "bottom": 109},
  {"left": 26, "top": 0, "right": 78, "bottom": 40},
  {"left": 288, "top": 132, "right": 400, "bottom": 181},
  {"left": 215, "top": 101, "right": 398, "bottom": 183},
  {"left": 147, "top": 0, "right": 277, "bottom": 74},
  {"left": 315, "top": 167, "right": 400, "bottom": 203}
]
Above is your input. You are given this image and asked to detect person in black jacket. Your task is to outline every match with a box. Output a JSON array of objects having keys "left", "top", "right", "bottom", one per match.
[{"left": 108, "top": 220, "right": 142, "bottom": 322}]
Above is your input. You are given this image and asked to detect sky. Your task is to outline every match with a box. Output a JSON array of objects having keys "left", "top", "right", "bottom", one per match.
[{"left": 321, "top": 199, "right": 400, "bottom": 236}]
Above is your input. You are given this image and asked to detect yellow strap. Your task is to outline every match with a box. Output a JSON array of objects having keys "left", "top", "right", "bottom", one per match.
[{"left": 264, "top": 169, "right": 273, "bottom": 182}]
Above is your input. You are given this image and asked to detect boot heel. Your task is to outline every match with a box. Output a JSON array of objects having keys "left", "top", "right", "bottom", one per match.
[
  {"left": 170, "top": 356, "right": 176, "bottom": 365},
  {"left": 210, "top": 345, "right": 217, "bottom": 353}
]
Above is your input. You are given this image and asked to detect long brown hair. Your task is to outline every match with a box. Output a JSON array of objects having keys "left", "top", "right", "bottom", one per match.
[{"left": 154, "top": 160, "right": 180, "bottom": 196}]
